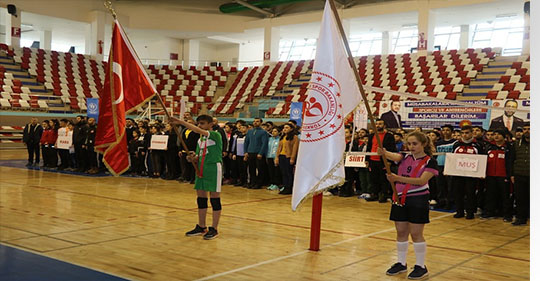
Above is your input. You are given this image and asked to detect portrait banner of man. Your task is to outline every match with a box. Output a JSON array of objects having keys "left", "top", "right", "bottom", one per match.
[{"left": 489, "top": 99, "right": 529, "bottom": 133}]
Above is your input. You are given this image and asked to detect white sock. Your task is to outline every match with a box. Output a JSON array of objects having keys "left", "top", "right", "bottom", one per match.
[
  {"left": 413, "top": 242, "right": 427, "bottom": 268},
  {"left": 397, "top": 241, "right": 408, "bottom": 266}
]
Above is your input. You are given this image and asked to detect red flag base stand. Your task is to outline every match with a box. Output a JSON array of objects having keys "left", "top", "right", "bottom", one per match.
[{"left": 309, "top": 193, "right": 323, "bottom": 251}]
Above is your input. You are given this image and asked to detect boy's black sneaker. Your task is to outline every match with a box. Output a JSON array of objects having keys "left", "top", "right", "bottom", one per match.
[
  {"left": 480, "top": 213, "right": 494, "bottom": 219},
  {"left": 503, "top": 216, "right": 513, "bottom": 222},
  {"left": 453, "top": 212, "right": 464, "bottom": 218},
  {"left": 512, "top": 219, "right": 527, "bottom": 226},
  {"left": 466, "top": 213, "right": 475, "bottom": 220},
  {"left": 185, "top": 224, "right": 207, "bottom": 236},
  {"left": 203, "top": 227, "right": 219, "bottom": 240},
  {"left": 386, "top": 262, "right": 407, "bottom": 276},
  {"left": 407, "top": 265, "right": 428, "bottom": 279}
]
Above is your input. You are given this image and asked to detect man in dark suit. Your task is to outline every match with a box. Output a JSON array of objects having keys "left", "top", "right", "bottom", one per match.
[
  {"left": 380, "top": 100, "right": 402, "bottom": 129},
  {"left": 365, "top": 119, "right": 397, "bottom": 203},
  {"left": 23, "top": 117, "right": 43, "bottom": 167},
  {"left": 489, "top": 100, "right": 525, "bottom": 133}
]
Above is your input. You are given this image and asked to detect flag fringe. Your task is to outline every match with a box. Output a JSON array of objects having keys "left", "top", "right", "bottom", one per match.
[{"left": 293, "top": 155, "right": 346, "bottom": 211}]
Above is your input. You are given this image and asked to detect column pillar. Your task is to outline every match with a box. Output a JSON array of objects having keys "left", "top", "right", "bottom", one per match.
[
  {"left": 417, "top": 0, "right": 435, "bottom": 55},
  {"left": 185, "top": 39, "right": 200, "bottom": 67},
  {"left": 263, "top": 24, "right": 279, "bottom": 65},
  {"left": 382, "top": 31, "right": 391, "bottom": 55},
  {"left": 459, "top": 25, "right": 470, "bottom": 50},
  {"left": 2, "top": 6, "right": 21, "bottom": 48},
  {"left": 522, "top": 1, "right": 530, "bottom": 55},
  {"left": 88, "top": 11, "right": 106, "bottom": 61},
  {"left": 39, "top": 30, "right": 52, "bottom": 50}
]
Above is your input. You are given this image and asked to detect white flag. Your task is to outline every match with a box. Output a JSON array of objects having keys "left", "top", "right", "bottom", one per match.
[{"left": 292, "top": 0, "right": 362, "bottom": 211}]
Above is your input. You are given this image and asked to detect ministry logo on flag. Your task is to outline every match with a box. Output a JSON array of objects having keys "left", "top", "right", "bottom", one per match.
[{"left": 302, "top": 72, "right": 343, "bottom": 143}]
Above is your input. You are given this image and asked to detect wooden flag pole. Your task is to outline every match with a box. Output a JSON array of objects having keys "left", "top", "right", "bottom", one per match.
[{"left": 328, "top": 0, "right": 400, "bottom": 204}]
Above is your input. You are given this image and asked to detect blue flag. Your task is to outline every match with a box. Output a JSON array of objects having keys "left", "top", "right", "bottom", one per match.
[
  {"left": 290, "top": 102, "right": 304, "bottom": 126},
  {"left": 87, "top": 98, "right": 99, "bottom": 122}
]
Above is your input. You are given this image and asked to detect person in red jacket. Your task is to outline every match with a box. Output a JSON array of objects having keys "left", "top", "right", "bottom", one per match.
[
  {"left": 482, "top": 129, "right": 514, "bottom": 221},
  {"left": 39, "top": 120, "right": 51, "bottom": 167},
  {"left": 452, "top": 125, "right": 485, "bottom": 219}
]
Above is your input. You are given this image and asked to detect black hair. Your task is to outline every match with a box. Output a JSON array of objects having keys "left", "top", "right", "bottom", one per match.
[
  {"left": 60, "top": 118, "right": 69, "bottom": 123},
  {"left": 461, "top": 125, "right": 473, "bottom": 132},
  {"left": 196, "top": 114, "right": 213, "bottom": 123},
  {"left": 523, "top": 122, "right": 530, "bottom": 127},
  {"left": 266, "top": 121, "right": 274, "bottom": 126},
  {"left": 281, "top": 123, "right": 297, "bottom": 141},
  {"left": 288, "top": 119, "right": 297, "bottom": 125},
  {"left": 472, "top": 125, "right": 484, "bottom": 131},
  {"left": 441, "top": 124, "right": 454, "bottom": 131},
  {"left": 395, "top": 133, "right": 403, "bottom": 138},
  {"left": 254, "top": 117, "right": 263, "bottom": 122},
  {"left": 429, "top": 130, "right": 441, "bottom": 139}
]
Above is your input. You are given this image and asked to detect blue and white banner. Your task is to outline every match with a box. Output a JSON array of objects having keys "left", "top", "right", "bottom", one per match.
[
  {"left": 290, "top": 102, "right": 304, "bottom": 126},
  {"left": 379, "top": 100, "right": 493, "bottom": 130},
  {"left": 87, "top": 98, "right": 99, "bottom": 122}
]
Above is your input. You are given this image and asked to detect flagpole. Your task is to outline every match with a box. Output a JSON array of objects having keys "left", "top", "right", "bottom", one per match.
[
  {"left": 327, "top": 0, "right": 400, "bottom": 204},
  {"left": 309, "top": 193, "right": 323, "bottom": 251}
]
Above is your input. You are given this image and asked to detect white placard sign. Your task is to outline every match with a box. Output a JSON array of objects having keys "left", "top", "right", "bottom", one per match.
[
  {"left": 443, "top": 153, "right": 487, "bottom": 178},
  {"left": 56, "top": 135, "right": 72, "bottom": 149},
  {"left": 150, "top": 135, "right": 169, "bottom": 150},
  {"left": 344, "top": 152, "right": 367, "bottom": 168}
]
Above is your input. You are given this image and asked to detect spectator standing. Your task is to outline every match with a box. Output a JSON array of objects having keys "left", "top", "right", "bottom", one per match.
[
  {"left": 266, "top": 127, "right": 281, "bottom": 191},
  {"left": 510, "top": 123, "right": 529, "bottom": 226},
  {"left": 23, "top": 117, "right": 43, "bottom": 167},
  {"left": 452, "top": 126, "right": 485, "bottom": 220},
  {"left": 435, "top": 125, "right": 457, "bottom": 209},
  {"left": 244, "top": 118, "right": 269, "bottom": 189},
  {"left": 275, "top": 123, "right": 299, "bottom": 195},
  {"left": 56, "top": 119, "right": 71, "bottom": 170},
  {"left": 73, "top": 116, "right": 88, "bottom": 172},
  {"left": 483, "top": 129, "right": 514, "bottom": 220},
  {"left": 366, "top": 119, "right": 397, "bottom": 203}
]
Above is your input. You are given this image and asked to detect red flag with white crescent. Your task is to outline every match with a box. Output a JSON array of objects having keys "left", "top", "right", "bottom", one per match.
[{"left": 95, "top": 20, "right": 157, "bottom": 176}]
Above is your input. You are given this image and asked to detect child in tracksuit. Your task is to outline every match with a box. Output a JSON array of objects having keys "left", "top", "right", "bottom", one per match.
[
  {"left": 482, "top": 129, "right": 514, "bottom": 221},
  {"left": 231, "top": 123, "right": 248, "bottom": 187},
  {"left": 266, "top": 127, "right": 281, "bottom": 190},
  {"left": 452, "top": 125, "right": 485, "bottom": 220}
]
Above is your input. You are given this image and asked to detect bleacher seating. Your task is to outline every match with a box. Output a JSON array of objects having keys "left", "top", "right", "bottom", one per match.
[{"left": 0, "top": 43, "right": 530, "bottom": 118}]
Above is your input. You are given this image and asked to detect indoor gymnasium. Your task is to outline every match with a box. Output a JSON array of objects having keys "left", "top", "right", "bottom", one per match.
[{"left": 0, "top": 0, "right": 535, "bottom": 280}]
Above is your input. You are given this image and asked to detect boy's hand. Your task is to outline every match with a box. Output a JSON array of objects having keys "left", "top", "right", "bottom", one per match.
[
  {"left": 377, "top": 147, "right": 386, "bottom": 156},
  {"left": 257, "top": 154, "right": 263, "bottom": 160},
  {"left": 232, "top": 155, "right": 236, "bottom": 160},
  {"left": 511, "top": 176, "right": 515, "bottom": 184}
]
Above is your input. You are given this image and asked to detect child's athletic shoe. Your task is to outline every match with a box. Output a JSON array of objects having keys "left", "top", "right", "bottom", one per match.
[
  {"left": 512, "top": 219, "right": 527, "bottom": 226},
  {"left": 185, "top": 224, "right": 207, "bottom": 236},
  {"left": 386, "top": 262, "right": 407, "bottom": 276},
  {"left": 503, "top": 216, "right": 513, "bottom": 222},
  {"left": 466, "top": 213, "right": 475, "bottom": 220},
  {"left": 407, "top": 265, "right": 428, "bottom": 279},
  {"left": 203, "top": 227, "right": 219, "bottom": 240},
  {"left": 453, "top": 212, "right": 464, "bottom": 218}
]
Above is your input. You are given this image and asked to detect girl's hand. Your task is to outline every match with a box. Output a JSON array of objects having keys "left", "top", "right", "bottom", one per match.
[
  {"left": 290, "top": 159, "right": 295, "bottom": 165},
  {"left": 274, "top": 159, "right": 279, "bottom": 166},
  {"left": 232, "top": 155, "right": 237, "bottom": 160},
  {"left": 386, "top": 173, "right": 399, "bottom": 183}
]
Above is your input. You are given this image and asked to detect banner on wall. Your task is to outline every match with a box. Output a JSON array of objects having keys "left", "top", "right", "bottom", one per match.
[
  {"left": 354, "top": 103, "right": 368, "bottom": 130},
  {"left": 488, "top": 99, "right": 530, "bottom": 132},
  {"left": 378, "top": 99, "right": 493, "bottom": 130},
  {"left": 290, "top": 102, "right": 304, "bottom": 126},
  {"left": 86, "top": 98, "right": 99, "bottom": 122}
]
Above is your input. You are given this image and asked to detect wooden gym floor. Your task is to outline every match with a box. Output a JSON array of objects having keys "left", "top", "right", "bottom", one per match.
[{"left": 0, "top": 149, "right": 529, "bottom": 280}]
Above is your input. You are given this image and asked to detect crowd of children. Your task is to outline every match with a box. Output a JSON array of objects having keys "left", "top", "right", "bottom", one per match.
[{"left": 22, "top": 114, "right": 530, "bottom": 226}]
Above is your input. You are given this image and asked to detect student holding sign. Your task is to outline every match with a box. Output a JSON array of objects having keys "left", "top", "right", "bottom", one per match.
[
  {"left": 378, "top": 131, "right": 438, "bottom": 280},
  {"left": 170, "top": 115, "right": 223, "bottom": 240},
  {"left": 451, "top": 125, "right": 485, "bottom": 220}
]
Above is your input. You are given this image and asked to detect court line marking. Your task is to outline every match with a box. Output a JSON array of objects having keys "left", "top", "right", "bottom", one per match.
[
  {"left": 194, "top": 213, "right": 454, "bottom": 281},
  {"left": 427, "top": 232, "right": 530, "bottom": 279}
]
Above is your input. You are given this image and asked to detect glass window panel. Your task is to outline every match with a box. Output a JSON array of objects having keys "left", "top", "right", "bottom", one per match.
[
  {"left": 448, "top": 34, "right": 460, "bottom": 50},
  {"left": 435, "top": 26, "right": 452, "bottom": 34}
]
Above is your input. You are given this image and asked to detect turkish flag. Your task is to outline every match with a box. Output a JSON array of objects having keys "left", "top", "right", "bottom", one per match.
[{"left": 95, "top": 20, "right": 157, "bottom": 176}]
